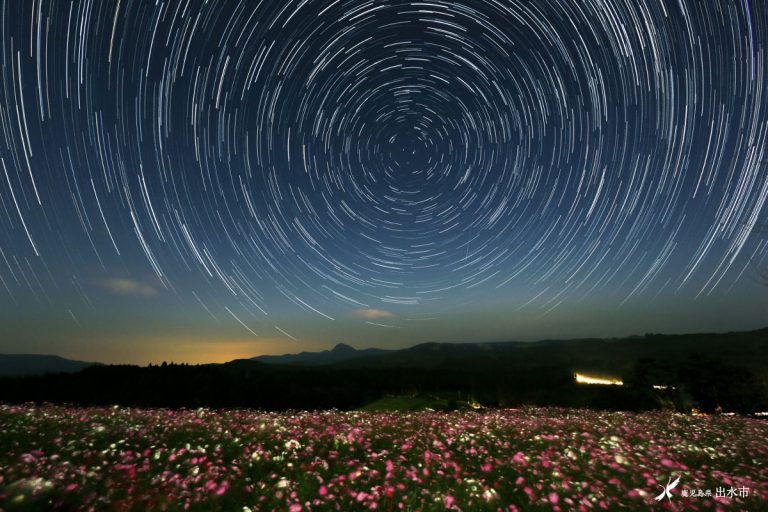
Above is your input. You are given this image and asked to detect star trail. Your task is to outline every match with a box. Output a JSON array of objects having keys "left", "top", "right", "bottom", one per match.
[{"left": 0, "top": 0, "right": 766, "bottom": 363}]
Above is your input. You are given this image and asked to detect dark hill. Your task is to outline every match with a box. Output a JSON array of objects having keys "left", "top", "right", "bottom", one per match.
[
  {"left": 0, "top": 354, "right": 101, "bottom": 377},
  {"left": 251, "top": 343, "right": 391, "bottom": 366},
  {"left": 0, "top": 328, "right": 765, "bottom": 413},
  {"left": 330, "top": 329, "right": 768, "bottom": 374}
]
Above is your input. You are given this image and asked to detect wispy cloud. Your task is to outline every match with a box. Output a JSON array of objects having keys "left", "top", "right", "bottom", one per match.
[
  {"left": 100, "top": 278, "right": 158, "bottom": 297},
  {"left": 350, "top": 308, "right": 395, "bottom": 320}
]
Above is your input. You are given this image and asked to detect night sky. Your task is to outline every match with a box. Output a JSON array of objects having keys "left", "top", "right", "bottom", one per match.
[{"left": 0, "top": 0, "right": 766, "bottom": 364}]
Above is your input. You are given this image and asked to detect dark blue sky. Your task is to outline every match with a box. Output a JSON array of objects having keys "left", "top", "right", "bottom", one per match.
[{"left": 0, "top": 0, "right": 766, "bottom": 364}]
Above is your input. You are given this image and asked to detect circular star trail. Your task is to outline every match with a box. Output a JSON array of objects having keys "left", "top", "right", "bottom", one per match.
[{"left": 0, "top": 0, "right": 766, "bottom": 334}]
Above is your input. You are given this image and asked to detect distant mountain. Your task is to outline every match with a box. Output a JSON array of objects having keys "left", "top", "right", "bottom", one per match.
[
  {"left": 0, "top": 354, "right": 101, "bottom": 377},
  {"left": 1, "top": 327, "right": 766, "bottom": 413},
  {"left": 329, "top": 327, "right": 768, "bottom": 372},
  {"left": 249, "top": 328, "right": 768, "bottom": 372},
  {"left": 252, "top": 343, "right": 392, "bottom": 366}
]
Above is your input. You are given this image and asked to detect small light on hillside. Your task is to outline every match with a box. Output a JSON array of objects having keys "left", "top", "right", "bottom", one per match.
[{"left": 574, "top": 372, "right": 623, "bottom": 386}]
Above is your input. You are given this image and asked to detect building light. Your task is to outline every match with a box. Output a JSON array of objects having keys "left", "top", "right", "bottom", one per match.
[{"left": 574, "top": 372, "right": 623, "bottom": 386}]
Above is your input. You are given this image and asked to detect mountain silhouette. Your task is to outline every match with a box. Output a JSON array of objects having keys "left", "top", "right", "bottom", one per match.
[
  {"left": 1, "top": 327, "right": 766, "bottom": 413},
  {"left": 251, "top": 343, "right": 390, "bottom": 366},
  {"left": 0, "top": 354, "right": 101, "bottom": 377}
]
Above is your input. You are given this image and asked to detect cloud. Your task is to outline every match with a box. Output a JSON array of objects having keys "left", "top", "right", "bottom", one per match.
[
  {"left": 350, "top": 308, "right": 395, "bottom": 320},
  {"left": 101, "top": 278, "right": 158, "bottom": 297}
]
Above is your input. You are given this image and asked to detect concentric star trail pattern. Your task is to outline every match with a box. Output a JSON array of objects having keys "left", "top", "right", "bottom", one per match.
[{"left": 0, "top": 0, "right": 766, "bottom": 360}]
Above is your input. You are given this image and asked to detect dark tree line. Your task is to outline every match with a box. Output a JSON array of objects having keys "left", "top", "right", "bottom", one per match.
[{"left": 1, "top": 354, "right": 765, "bottom": 414}]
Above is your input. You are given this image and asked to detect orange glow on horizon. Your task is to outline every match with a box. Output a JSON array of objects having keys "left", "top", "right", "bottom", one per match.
[{"left": 63, "top": 336, "right": 316, "bottom": 366}]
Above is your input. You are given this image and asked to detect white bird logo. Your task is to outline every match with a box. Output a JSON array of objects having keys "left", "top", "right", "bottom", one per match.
[{"left": 655, "top": 475, "right": 681, "bottom": 502}]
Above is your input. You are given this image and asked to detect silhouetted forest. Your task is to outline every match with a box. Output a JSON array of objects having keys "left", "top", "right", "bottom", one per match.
[{"left": 2, "top": 328, "right": 767, "bottom": 413}]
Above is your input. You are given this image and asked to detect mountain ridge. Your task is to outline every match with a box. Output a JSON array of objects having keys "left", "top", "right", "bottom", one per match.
[
  {"left": 2, "top": 327, "right": 766, "bottom": 412},
  {"left": 247, "top": 326, "right": 768, "bottom": 370},
  {"left": 0, "top": 354, "right": 101, "bottom": 377},
  {"left": 3, "top": 326, "right": 766, "bottom": 376},
  {"left": 250, "top": 343, "right": 392, "bottom": 366}
]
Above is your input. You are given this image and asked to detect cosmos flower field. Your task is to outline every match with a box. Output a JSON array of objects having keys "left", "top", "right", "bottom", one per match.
[{"left": 0, "top": 405, "right": 765, "bottom": 511}]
